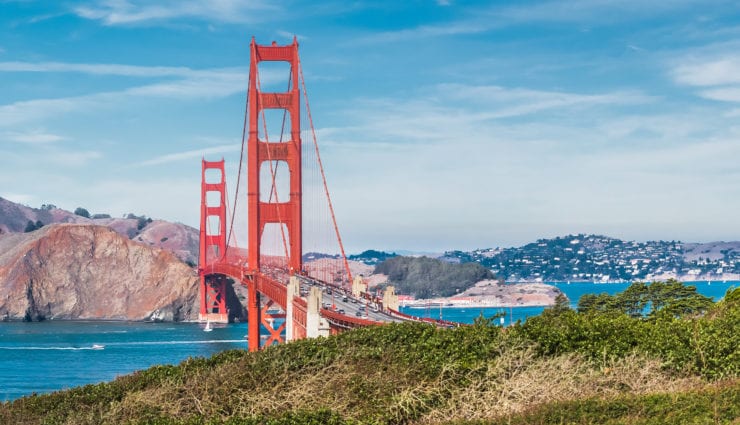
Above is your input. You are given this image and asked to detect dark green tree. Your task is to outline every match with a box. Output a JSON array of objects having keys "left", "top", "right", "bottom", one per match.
[
  {"left": 577, "top": 293, "right": 599, "bottom": 313},
  {"left": 614, "top": 281, "right": 649, "bottom": 318},
  {"left": 552, "top": 293, "right": 571, "bottom": 313},
  {"left": 647, "top": 279, "right": 712, "bottom": 317},
  {"left": 24, "top": 220, "right": 37, "bottom": 232},
  {"left": 137, "top": 216, "right": 152, "bottom": 230},
  {"left": 577, "top": 292, "right": 614, "bottom": 314},
  {"left": 24, "top": 220, "right": 44, "bottom": 232},
  {"left": 74, "top": 207, "right": 91, "bottom": 218}
]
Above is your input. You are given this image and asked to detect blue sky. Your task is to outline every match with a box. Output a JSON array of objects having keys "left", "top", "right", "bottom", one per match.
[{"left": 1, "top": 0, "right": 740, "bottom": 253}]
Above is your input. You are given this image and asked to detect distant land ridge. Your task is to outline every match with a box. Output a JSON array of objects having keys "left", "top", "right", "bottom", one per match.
[
  {"left": 444, "top": 234, "right": 740, "bottom": 282},
  {"left": 0, "top": 196, "right": 199, "bottom": 264}
]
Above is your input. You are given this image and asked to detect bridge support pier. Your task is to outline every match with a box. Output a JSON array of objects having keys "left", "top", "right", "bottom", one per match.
[
  {"left": 285, "top": 276, "right": 300, "bottom": 341},
  {"left": 351, "top": 275, "right": 367, "bottom": 299},
  {"left": 306, "top": 287, "right": 322, "bottom": 338},
  {"left": 383, "top": 286, "right": 399, "bottom": 312}
]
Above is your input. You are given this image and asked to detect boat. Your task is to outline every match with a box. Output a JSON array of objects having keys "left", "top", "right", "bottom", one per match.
[
  {"left": 91, "top": 344, "right": 105, "bottom": 350},
  {"left": 203, "top": 320, "right": 213, "bottom": 332}
]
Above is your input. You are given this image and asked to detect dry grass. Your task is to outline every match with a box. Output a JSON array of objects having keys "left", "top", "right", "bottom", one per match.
[
  {"left": 417, "top": 348, "right": 702, "bottom": 424},
  {"left": 92, "top": 341, "right": 706, "bottom": 424}
]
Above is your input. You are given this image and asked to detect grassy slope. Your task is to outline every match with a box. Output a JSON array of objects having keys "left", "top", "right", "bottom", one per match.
[{"left": 1, "top": 298, "right": 738, "bottom": 424}]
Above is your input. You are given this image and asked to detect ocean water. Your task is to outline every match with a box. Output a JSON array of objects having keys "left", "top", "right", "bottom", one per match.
[
  {"left": 399, "top": 280, "right": 738, "bottom": 324},
  {"left": 1, "top": 280, "right": 736, "bottom": 402},
  {"left": 0, "top": 321, "right": 248, "bottom": 402}
]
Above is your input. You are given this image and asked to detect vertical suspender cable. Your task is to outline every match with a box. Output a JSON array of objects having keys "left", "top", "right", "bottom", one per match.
[
  {"left": 297, "top": 55, "right": 353, "bottom": 286},
  {"left": 225, "top": 63, "right": 251, "bottom": 259}
]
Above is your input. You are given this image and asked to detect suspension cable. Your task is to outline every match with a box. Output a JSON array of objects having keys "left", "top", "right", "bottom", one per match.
[
  {"left": 297, "top": 54, "right": 353, "bottom": 286},
  {"left": 225, "top": 63, "right": 251, "bottom": 260}
]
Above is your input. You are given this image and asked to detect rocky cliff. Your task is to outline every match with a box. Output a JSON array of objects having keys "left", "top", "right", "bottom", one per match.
[{"left": 0, "top": 224, "right": 199, "bottom": 321}]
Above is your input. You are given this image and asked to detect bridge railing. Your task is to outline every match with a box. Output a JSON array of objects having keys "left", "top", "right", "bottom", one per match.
[{"left": 386, "top": 308, "right": 460, "bottom": 328}]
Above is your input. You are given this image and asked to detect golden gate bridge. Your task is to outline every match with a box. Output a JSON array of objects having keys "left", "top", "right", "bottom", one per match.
[{"left": 198, "top": 37, "right": 454, "bottom": 352}]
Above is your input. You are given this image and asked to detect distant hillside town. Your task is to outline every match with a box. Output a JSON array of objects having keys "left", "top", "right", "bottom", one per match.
[{"left": 443, "top": 234, "right": 740, "bottom": 283}]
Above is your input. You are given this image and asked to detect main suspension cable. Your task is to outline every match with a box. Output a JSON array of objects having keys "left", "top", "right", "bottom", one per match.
[
  {"left": 297, "top": 54, "right": 353, "bottom": 286},
  {"left": 225, "top": 63, "right": 251, "bottom": 259}
]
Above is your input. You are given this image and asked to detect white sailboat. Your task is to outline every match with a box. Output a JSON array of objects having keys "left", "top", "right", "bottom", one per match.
[{"left": 203, "top": 320, "right": 213, "bottom": 332}]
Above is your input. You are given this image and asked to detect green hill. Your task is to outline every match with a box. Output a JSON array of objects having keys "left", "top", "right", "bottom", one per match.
[
  {"left": 1, "top": 286, "right": 738, "bottom": 424},
  {"left": 374, "top": 256, "right": 497, "bottom": 298}
]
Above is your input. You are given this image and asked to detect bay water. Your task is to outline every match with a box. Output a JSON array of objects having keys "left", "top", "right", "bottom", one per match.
[{"left": 1, "top": 280, "right": 735, "bottom": 401}]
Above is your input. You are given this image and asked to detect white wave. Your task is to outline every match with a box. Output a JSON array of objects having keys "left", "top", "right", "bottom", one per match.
[
  {"left": 103, "top": 339, "right": 246, "bottom": 347},
  {"left": 0, "top": 346, "right": 99, "bottom": 350}
]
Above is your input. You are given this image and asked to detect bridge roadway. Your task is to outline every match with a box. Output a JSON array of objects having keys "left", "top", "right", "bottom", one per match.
[
  {"left": 295, "top": 276, "right": 405, "bottom": 324},
  {"left": 202, "top": 261, "right": 408, "bottom": 328}
]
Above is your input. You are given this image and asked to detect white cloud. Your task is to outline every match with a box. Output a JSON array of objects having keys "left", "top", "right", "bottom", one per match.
[
  {"left": 307, "top": 79, "right": 740, "bottom": 249},
  {"left": 0, "top": 61, "right": 200, "bottom": 77},
  {"left": 673, "top": 56, "right": 740, "bottom": 86},
  {"left": 357, "top": 0, "right": 715, "bottom": 44},
  {"left": 134, "top": 143, "right": 240, "bottom": 166},
  {"left": 671, "top": 50, "right": 740, "bottom": 104},
  {"left": 3, "top": 129, "right": 66, "bottom": 144},
  {"left": 124, "top": 69, "right": 246, "bottom": 99},
  {"left": 73, "top": 0, "right": 275, "bottom": 26},
  {"left": 49, "top": 150, "right": 103, "bottom": 166},
  {"left": 436, "top": 83, "right": 652, "bottom": 118},
  {"left": 357, "top": 20, "right": 492, "bottom": 44},
  {"left": 698, "top": 86, "right": 740, "bottom": 102},
  {"left": 494, "top": 0, "right": 709, "bottom": 25},
  {"left": 276, "top": 30, "right": 305, "bottom": 41},
  {"left": 332, "top": 84, "right": 652, "bottom": 148},
  {"left": 0, "top": 65, "right": 249, "bottom": 126},
  {"left": 0, "top": 96, "right": 91, "bottom": 127},
  {"left": 35, "top": 150, "right": 103, "bottom": 167}
]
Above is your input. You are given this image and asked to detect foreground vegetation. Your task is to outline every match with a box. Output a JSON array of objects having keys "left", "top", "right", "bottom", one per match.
[{"left": 1, "top": 285, "right": 738, "bottom": 424}]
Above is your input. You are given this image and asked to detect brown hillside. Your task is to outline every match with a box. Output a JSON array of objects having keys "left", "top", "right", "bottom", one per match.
[{"left": 0, "top": 224, "right": 199, "bottom": 321}]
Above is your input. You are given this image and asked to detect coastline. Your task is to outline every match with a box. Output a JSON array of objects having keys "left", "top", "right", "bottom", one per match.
[
  {"left": 401, "top": 298, "right": 553, "bottom": 309},
  {"left": 401, "top": 281, "right": 562, "bottom": 309}
]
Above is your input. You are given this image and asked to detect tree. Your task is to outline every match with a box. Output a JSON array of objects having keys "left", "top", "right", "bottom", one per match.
[
  {"left": 74, "top": 207, "right": 91, "bottom": 218},
  {"left": 552, "top": 293, "right": 571, "bottom": 313},
  {"left": 577, "top": 292, "right": 614, "bottom": 314},
  {"left": 24, "top": 220, "right": 44, "bottom": 232},
  {"left": 614, "top": 281, "right": 649, "bottom": 318},
  {"left": 137, "top": 216, "right": 152, "bottom": 230},
  {"left": 647, "top": 279, "right": 712, "bottom": 317},
  {"left": 577, "top": 280, "right": 713, "bottom": 318},
  {"left": 577, "top": 293, "right": 597, "bottom": 313}
]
